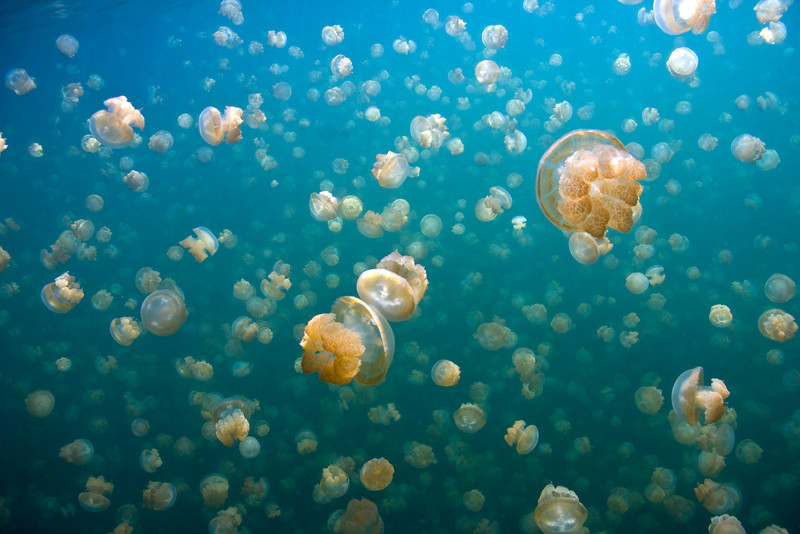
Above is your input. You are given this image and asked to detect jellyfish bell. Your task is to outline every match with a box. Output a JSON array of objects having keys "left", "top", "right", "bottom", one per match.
[
  {"left": 671, "top": 367, "right": 730, "bottom": 426},
  {"left": 88, "top": 96, "right": 144, "bottom": 149},
  {"left": 140, "top": 289, "right": 188, "bottom": 336},
  {"left": 765, "top": 273, "right": 795, "bottom": 303},
  {"left": 356, "top": 251, "right": 427, "bottom": 322},
  {"left": 653, "top": 0, "right": 716, "bottom": 35},
  {"left": 42, "top": 272, "right": 84, "bottom": 313},
  {"left": 371, "top": 151, "right": 420, "bottom": 188},
  {"left": 454, "top": 403, "right": 486, "bottom": 433},
  {"left": 180, "top": 226, "right": 219, "bottom": 262},
  {"left": 213, "top": 397, "right": 252, "bottom": 447},
  {"left": 534, "top": 484, "right": 588, "bottom": 534},
  {"left": 536, "top": 129, "right": 646, "bottom": 239},
  {"left": 758, "top": 308, "right": 798, "bottom": 342},
  {"left": 56, "top": 34, "right": 79, "bottom": 57},
  {"left": 142, "top": 481, "right": 177, "bottom": 511},
  {"left": 568, "top": 232, "right": 612, "bottom": 265},
  {"left": 5, "top": 68, "right": 36, "bottom": 95},
  {"left": 666, "top": 47, "right": 698, "bottom": 81},
  {"left": 25, "top": 390, "right": 55, "bottom": 418},
  {"left": 731, "top": 134, "right": 766, "bottom": 162},
  {"left": 198, "top": 105, "right": 243, "bottom": 146}
]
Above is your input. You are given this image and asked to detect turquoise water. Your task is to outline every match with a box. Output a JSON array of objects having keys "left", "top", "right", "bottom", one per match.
[{"left": 0, "top": 0, "right": 798, "bottom": 532}]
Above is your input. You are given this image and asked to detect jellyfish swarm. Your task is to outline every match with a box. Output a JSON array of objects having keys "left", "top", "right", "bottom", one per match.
[
  {"left": 671, "top": 367, "right": 730, "bottom": 426},
  {"left": 88, "top": 96, "right": 144, "bottom": 148},
  {"left": 198, "top": 106, "right": 243, "bottom": 146},
  {"left": 300, "top": 296, "right": 395, "bottom": 386},
  {"left": 536, "top": 130, "right": 646, "bottom": 239},
  {"left": 653, "top": 0, "right": 716, "bottom": 35}
]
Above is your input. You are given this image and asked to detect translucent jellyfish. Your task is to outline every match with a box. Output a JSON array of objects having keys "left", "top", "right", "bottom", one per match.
[
  {"left": 671, "top": 367, "right": 730, "bottom": 426},
  {"left": 5, "top": 68, "right": 36, "bottom": 95},
  {"left": 140, "top": 449, "right": 162, "bottom": 473},
  {"left": 360, "top": 458, "right": 394, "bottom": 491},
  {"left": 213, "top": 397, "right": 251, "bottom": 447},
  {"left": 148, "top": 130, "right": 173, "bottom": 153},
  {"left": 88, "top": 96, "right": 144, "bottom": 148},
  {"left": 634, "top": 386, "right": 664, "bottom": 414},
  {"left": 198, "top": 106, "right": 243, "bottom": 146},
  {"left": 56, "top": 34, "right": 79, "bottom": 57},
  {"left": 695, "top": 479, "right": 740, "bottom": 515},
  {"left": 653, "top": 0, "right": 716, "bottom": 35},
  {"left": 475, "top": 186, "right": 512, "bottom": 222},
  {"left": 431, "top": 359, "right": 460, "bottom": 386},
  {"left": 371, "top": 151, "right": 420, "bottom": 188},
  {"left": 512, "top": 215, "right": 527, "bottom": 230},
  {"left": 698, "top": 133, "right": 718, "bottom": 151},
  {"left": 331, "top": 498, "right": 383, "bottom": 534},
  {"left": 473, "top": 59, "right": 501, "bottom": 85},
  {"left": 267, "top": 30, "right": 287, "bottom": 47},
  {"left": 755, "top": 0, "right": 791, "bottom": 23},
  {"left": 666, "top": 47, "right": 698, "bottom": 81},
  {"left": 454, "top": 403, "right": 486, "bottom": 433},
  {"left": 709, "top": 304, "right": 733, "bottom": 328},
  {"left": 260, "top": 269, "right": 292, "bottom": 300},
  {"left": 708, "top": 514, "right": 745, "bottom": 534},
  {"left": 321, "top": 25, "right": 344, "bottom": 46},
  {"left": 122, "top": 170, "right": 148, "bottom": 193},
  {"left": 59, "top": 438, "right": 94, "bottom": 465},
  {"left": 734, "top": 439, "right": 763, "bottom": 463},
  {"left": 625, "top": 272, "right": 649, "bottom": 294},
  {"left": 613, "top": 53, "right": 631, "bottom": 75},
  {"left": 316, "top": 465, "right": 349, "bottom": 501},
  {"left": 41, "top": 272, "right": 84, "bottom": 313},
  {"left": 309, "top": 191, "right": 340, "bottom": 221},
  {"left": 765, "top": 273, "right": 795, "bottom": 303},
  {"left": 568, "top": 232, "right": 611, "bottom": 265},
  {"left": 534, "top": 484, "right": 588, "bottom": 534},
  {"left": 140, "top": 289, "right": 188, "bottom": 336},
  {"left": 180, "top": 226, "right": 219, "bottom": 262},
  {"left": 300, "top": 296, "right": 395, "bottom": 386},
  {"left": 200, "top": 474, "right": 229, "bottom": 507},
  {"left": 330, "top": 54, "right": 353, "bottom": 78},
  {"left": 536, "top": 130, "right": 646, "bottom": 239},
  {"left": 357, "top": 251, "right": 427, "bottom": 322},
  {"left": 482, "top": 25, "right": 508, "bottom": 49},
  {"left": 79, "top": 476, "right": 113, "bottom": 512},
  {"left": 110, "top": 317, "right": 142, "bottom": 346},
  {"left": 756, "top": 149, "right": 780, "bottom": 171},
  {"left": 25, "top": 390, "right": 55, "bottom": 418},
  {"left": 420, "top": 214, "right": 443, "bottom": 238},
  {"left": 504, "top": 420, "right": 540, "bottom": 454},
  {"left": 295, "top": 429, "right": 318, "bottom": 454},
  {"left": 731, "top": 134, "right": 766, "bottom": 162},
  {"left": 142, "top": 481, "right": 177, "bottom": 510},
  {"left": 758, "top": 308, "right": 797, "bottom": 342},
  {"left": 239, "top": 436, "right": 261, "bottom": 459}
]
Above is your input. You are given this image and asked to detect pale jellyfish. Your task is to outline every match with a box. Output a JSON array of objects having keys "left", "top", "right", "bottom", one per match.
[
  {"left": 88, "top": 96, "right": 144, "bottom": 148},
  {"left": 730, "top": 134, "right": 766, "bottom": 162},
  {"left": 56, "top": 34, "right": 79, "bottom": 57},
  {"left": 666, "top": 47, "right": 698, "bottom": 81}
]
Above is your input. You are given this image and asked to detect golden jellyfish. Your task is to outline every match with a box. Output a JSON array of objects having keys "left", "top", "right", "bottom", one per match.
[
  {"left": 454, "top": 403, "right": 486, "bottom": 433},
  {"left": 180, "top": 226, "right": 219, "bottom": 262},
  {"left": 758, "top": 308, "right": 797, "bottom": 342},
  {"left": 403, "top": 441, "right": 436, "bottom": 468},
  {"left": 232, "top": 279, "right": 255, "bottom": 300},
  {"left": 634, "top": 386, "right": 664, "bottom": 414},
  {"left": 431, "top": 359, "right": 460, "bottom": 386},
  {"left": 475, "top": 186, "right": 512, "bottom": 222},
  {"left": 41, "top": 272, "right": 84, "bottom": 313},
  {"left": 139, "top": 449, "right": 162, "bottom": 473},
  {"left": 534, "top": 484, "right": 588, "bottom": 534},
  {"left": 25, "top": 389, "right": 55, "bottom": 418},
  {"left": 301, "top": 296, "right": 395, "bottom": 385},
  {"left": 653, "top": 0, "right": 716, "bottom": 35},
  {"left": 142, "top": 481, "right": 177, "bottom": 511},
  {"left": 140, "top": 289, "right": 188, "bottom": 336},
  {"left": 371, "top": 151, "right": 420, "bottom": 188},
  {"left": 356, "top": 251, "right": 427, "bottom": 322},
  {"left": 295, "top": 428, "right": 318, "bottom": 454},
  {"left": 316, "top": 465, "right": 349, "bottom": 501},
  {"left": 536, "top": 130, "right": 646, "bottom": 239},
  {"left": 60, "top": 438, "right": 94, "bottom": 465},
  {"left": 209, "top": 507, "right": 242, "bottom": 534},
  {"left": 213, "top": 397, "right": 251, "bottom": 447},
  {"left": 568, "top": 231, "right": 611, "bottom": 265},
  {"left": 709, "top": 304, "right": 733, "bottom": 328},
  {"left": 79, "top": 476, "right": 113, "bottom": 512},
  {"left": 360, "top": 458, "right": 394, "bottom": 491},
  {"left": 200, "top": 474, "right": 229, "bottom": 507},
  {"left": 90, "top": 289, "right": 114, "bottom": 310},
  {"left": 88, "top": 96, "right": 144, "bottom": 148},
  {"left": 198, "top": 105, "right": 243, "bottom": 146},
  {"left": 260, "top": 270, "right": 292, "bottom": 300},
  {"left": 135, "top": 267, "right": 161, "bottom": 293},
  {"left": 765, "top": 273, "right": 795, "bottom": 303},
  {"left": 708, "top": 515, "right": 745, "bottom": 534},
  {"left": 695, "top": 479, "right": 740, "bottom": 515},
  {"left": 671, "top": 367, "right": 730, "bottom": 426},
  {"left": 505, "top": 420, "right": 540, "bottom": 454},
  {"left": 731, "top": 134, "right": 766, "bottom": 162},
  {"left": 309, "top": 191, "right": 340, "bottom": 222},
  {"left": 110, "top": 317, "right": 142, "bottom": 346},
  {"left": 331, "top": 498, "right": 383, "bottom": 534},
  {"left": 463, "top": 489, "right": 485, "bottom": 512}
]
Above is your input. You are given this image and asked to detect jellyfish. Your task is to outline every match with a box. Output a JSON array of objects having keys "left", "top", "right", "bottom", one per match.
[
  {"left": 60, "top": 438, "right": 94, "bottom": 465},
  {"left": 239, "top": 436, "right": 261, "bottom": 458},
  {"left": 454, "top": 403, "right": 486, "bottom": 433},
  {"left": 200, "top": 474, "right": 229, "bottom": 507},
  {"left": 212, "top": 397, "right": 251, "bottom": 447},
  {"left": 260, "top": 269, "right": 292, "bottom": 300},
  {"left": 331, "top": 498, "right": 383, "bottom": 534},
  {"left": 198, "top": 106, "right": 243, "bottom": 146},
  {"left": 625, "top": 272, "right": 649, "bottom": 295},
  {"left": 179, "top": 226, "right": 219, "bottom": 262},
  {"left": 88, "top": 96, "right": 144, "bottom": 148},
  {"left": 410, "top": 114, "right": 448, "bottom": 149},
  {"left": 359, "top": 458, "right": 394, "bottom": 491},
  {"left": 5, "top": 68, "right": 36, "bottom": 95},
  {"left": 708, "top": 515, "right": 745, "bottom": 534},
  {"left": 371, "top": 151, "right": 420, "bottom": 189},
  {"left": 758, "top": 308, "right": 797, "bottom": 342},
  {"left": 709, "top": 304, "right": 733, "bottom": 327},
  {"left": 25, "top": 390, "right": 55, "bottom": 418},
  {"left": 431, "top": 359, "right": 460, "bottom": 387},
  {"left": 331, "top": 54, "right": 353, "bottom": 78},
  {"left": 41, "top": 272, "right": 84, "bottom": 313},
  {"left": 695, "top": 479, "right": 740, "bottom": 515},
  {"left": 78, "top": 476, "right": 113, "bottom": 512},
  {"left": 755, "top": 0, "right": 791, "bottom": 24},
  {"left": 731, "top": 134, "right": 766, "bottom": 162},
  {"left": 148, "top": 130, "right": 173, "bottom": 153},
  {"left": 309, "top": 191, "right": 340, "bottom": 221},
  {"left": 142, "top": 481, "right": 177, "bottom": 511},
  {"left": 475, "top": 186, "right": 513, "bottom": 222},
  {"left": 475, "top": 60, "right": 500, "bottom": 85},
  {"left": 316, "top": 465, "right": 349, "bottom": 501},
  {"left": 734, "top": 439, "right": 763, "bottom": 464},
  {"left": 666, "top": 47, "right": 698, "bottom": 81},
  {"left": 671, "top": 367, "right": 730, "bottom": 426},
  {"left": 295, "top": 428, "right": 318, "bottom": 454},
  {"left": 110, "top": 317, "right": 142, "bottom": 346},
  {"left": 321, "top": 25, "right": 344, "bottom": 46},
  {"left": 140, "top": 289, "right": 187, "bottom": 336},
  {"left": 301, "top": 296, "right": 395, "bottom": 385},
  {"left": 568, "top": 232, "right": 611, "bottom": 265},
  {"left": 140, "top": 449, "right": 162, "bottom": 473},
  {"left": 634, "top": 386, "right": 664, "bottom": 414},
  {"left": 653, "top": 0, "right": 716, "bottom": 35},
  {"left": 481, "top": 24, "right": 508, "bottom": 49},
  {"left": 504, "top": 420, "right": 540, "bottom": 454},
  {"left": 356, "top": 251, "right": 427, "bottom": 322},
  {"left": 536, "top": 130, "right": 646, "bottom": 239},
  {"left": 534, "top": 484, "right": 588, "bottom": 534}
]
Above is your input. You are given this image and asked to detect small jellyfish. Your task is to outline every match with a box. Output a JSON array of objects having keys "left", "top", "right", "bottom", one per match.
[
  {"left": 140, "top": 449, "right": 162, "bottom": 473},
  {"left": 148, "top": 130, "right": 173, "bottom": 153},
  {"left": 653, "top": 0, "right": 716, "bottom": 35},
  {"left": 273, "top": 81, "right": 292, "bottom": 101},
  {"left": 88, "top": 96, "right": 144, "bottom": 148},
  {"left": 504, "top": 420, "right": 540, "bottom": 454},
  {"left": 41, "top": 272, "right": 84, "bottom": 313},
  {"left": 360, "top": 458, "right": 394, "bottom": 491},
  {"left": 431, "top": 360, "right": 460, "bottom": 387},
  {"left": 239, "top": 436, "right": 261, "bottom": 459},
  {"left": 356, "top": 251, "right": 428, "bottom": 322},
  {"left": 625, "top": 272, "right": 649, "bottom": 294},
  {"left": 454, "top": 403, "right": 486, "bottom": 433},
  {"left": 731, "top": 134, "right": 766, "bottom": 162},
  {"left": 198, "top": 106, "right": 243, "bottom": 146},
  {"left": 309, "top": 191, "right": 340, "bottom": 222},
  {"left": 321, "top": 25, "right": 344, "bottom": 46},
  {"left": 142, "top": 481, "right": 177, "bottom": 511},
  {"left": 110, "top": 317, "right": 142, "bottom": 346},
  {"left": 330, "top": 54, "right": 353, "bottom": 78},
  {"left": 634, "top": 386, "right": 664, "bottom": 414},
  {"left": 59, "top": 438, "right": 94, "bottom": 465},
  {"left": 709, "top": 304, "right": 733, "bottom": 328},
  {"left": 200, "top": 474, "right": 229, "bottom": 507},
  {"left": 140, "top": 289, "right": 188, "bottom": 336},
  {"left": 79, "top": 476, "right": 113, "bottom": 512},
  {"left": 758, "top": 308, "right": 797, "bottom": 342},
  {"left": 568, "top": 232, "right": 611, "bottom": 265},
  {"left": 25, "top": 390, "right": 55, "bottom": 418},
  {"left": 317, "top": 465, "right": 349, "bottom": 500},
  {"left": 671, "top": 367, "right": 730, "bottom": 426},
  {"left": 475, "top": 60, "right": 500, "bottom": 85},
  {"left": 179, "top": 226, "right": 219, "bottom": 262},
  {"left": 481, "top": 24, "right": 508, "bottom": 49},
  {"left": 475, "top": 186, "right": 512, "bottom": 222},
  {"left": 212, "top": 397, "right": 252, "bottom": 447},
  {"left": 534, "top": 484, "right": 588, "bottom": 534},
  {"left": 5, "top": 68, "right": 36, "bottom": 95},
  {"left": 666, "top": 47, "right": 698, "bottom": 81},
  {"left": 371, "top": 151, "right": 420, "bottom": 188},
  {"left": 56, "top": 34, "right": 79, "bottom": 57},
  {"left": 765, "top": 273, "right": 795, "bottom": 303}
]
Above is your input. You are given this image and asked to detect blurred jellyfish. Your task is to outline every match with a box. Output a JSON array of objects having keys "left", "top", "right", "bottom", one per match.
[
  {"left": 765, "top": 273, "right": 795, "bottom": 303},
  {"left": 123, "top": 170, "right": 149, "bottom": 193},
  {"left": 200, "top": 474, "right": 229, "bottom": 507},
  {"left": 239, "top": 436, "right": 261, "bottom": 458},
  {"left": 653, "top": 0, "right": 716, "bottom": 35},
  {"left": 634, "top": 386, "right": 664, "bottom": 414},
  {"left": 755, "top": 0, "right": 791, "bottom": 23},
  {"left": 671, "top": 367, "right": 730, "bottom": 425},
  {"left": 360, "top": 458, "right": 394, "bottom": 491},
  {"left": 756, "top": 149, "right": 780, "bottom": 171},
  {"left": 471, "top": 60, "right": 498, "bottom": 84},
  {"left": 625, "top": 273, "right": 649, "bottom": 294},
  {"left": 56, "top": 34, "right": 79, "bottom": 57},
  {"left": 410, "top": 114, "right": 448, "bottom": 148},
  {"left": 331, "top": 55, "right": 353, "bottom": 78},
  {"left": 59, "top": 438, "right": 94, "bottom": 465},
  {"left": 25, "top": 390, "right": 55, "bottom": 418},
  {"left": 454, "top": 403, "right": 486, "bottom": 433},
  {"left": 698, "top": 133, "right": 718, "bottom": 151},
  {"left": 613, "top": 53, "right": 631, "bottom": 75},
  {"left": 148, "top": 130, "right": 173, "bottom": 153},
  {"left": 5, "top": 68, "right": 36, "bottom": 95},
  {"left": 142, "top": 481, "right": 177, "bottom": 511},
  {"left": 321, "top": 25, "right": 344, "bottom": 46},
  {"left": 88, "top": 96, "right": 144, "bottom": 148},
  {"left": 731, "top": 134, "right": 766, "bottom": 162}
]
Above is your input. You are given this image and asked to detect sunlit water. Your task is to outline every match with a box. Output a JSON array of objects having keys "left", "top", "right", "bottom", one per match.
[{"left": 0, "top": 1, "right": 798, "bottom": 533}]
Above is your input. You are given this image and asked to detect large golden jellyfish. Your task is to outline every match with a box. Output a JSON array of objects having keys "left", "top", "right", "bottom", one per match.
[
  {"left": 533, "top": 484, "right": 588, "bottom": 534},
  {"left": 356, "top": 251, "right": 428, "bottom": 322},
  {"left": 87, "top": 96, "right": 144, "bottom": 148},
  {"left": 671, "top": 367, "right": 730, "bottom": 426},
  {"left": 536, "top": 130, "right": 646, "bottom": 239},
  {"left": 653, "top": 0, "right": 716, "bottom": 35},
  {"left": 41, "top": 272, "right": 84, "bottom": 313},
  {"left": 301, "top": 297, "right": 395, "bottom": 385}
]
